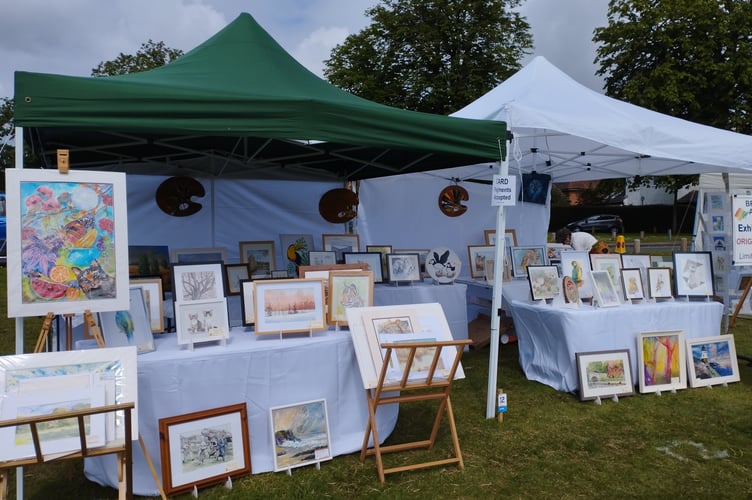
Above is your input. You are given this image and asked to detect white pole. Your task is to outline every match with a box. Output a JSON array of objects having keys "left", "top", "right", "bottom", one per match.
[
  {"left": 486, "top": 136, "right": 511, "bottom": 419},
  {"left": 14, "top": 126, "right": 25, "bottom": 498}
]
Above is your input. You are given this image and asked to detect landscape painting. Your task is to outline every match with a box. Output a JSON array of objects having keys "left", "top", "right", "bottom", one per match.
[{"left": 270, "top": 399, "right": 331, "bottom": 471}]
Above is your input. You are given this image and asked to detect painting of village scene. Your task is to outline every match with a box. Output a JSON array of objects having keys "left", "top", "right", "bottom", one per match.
[
  {"left": 576, "top": 350, "right": 634, "bottom": 401},
  {"left": 271, "top": 399, "right": 331, "bottom": 471}
]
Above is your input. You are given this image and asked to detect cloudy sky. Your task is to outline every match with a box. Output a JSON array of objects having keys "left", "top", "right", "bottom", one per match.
[{"left": 0, "top": 0, "right": 610, "bottom": 100}]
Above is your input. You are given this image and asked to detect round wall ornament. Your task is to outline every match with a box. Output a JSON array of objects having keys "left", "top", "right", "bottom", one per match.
[
  {"left": 438, "top": 185, "right": 469, "bottom": 217},
  {"left": 318, "top": 188, "right": 359, "bottom": 223},
  {"left": 155, "top": 176, "right": 205, "bottom": 217},
  {"left": 425, "top": 247, "right": 462, "bottom": 283}
]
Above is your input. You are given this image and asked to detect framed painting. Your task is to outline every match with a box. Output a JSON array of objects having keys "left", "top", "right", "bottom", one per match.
[
  {"left": 98, "top": 286, "right": 155, "bottom": 354},
  {"left": 172, "top": 262, "right": 225, "bottom": 303},
  {"left": 5, "top": 169, "right": 130, "bottom": 317},
  {"left": 279, "top": 234, "right": 314, "bottom": 276},
  {"left": 575, "top": 350, "right": 634, "bottom": 401},
  {"left": 620, "top": 254, "right": 651, "bottom": 294},
  {"left": 673, "top": 251, "right": 715, "bottom": 297},
  {"left": 648, "top": 267, "right": 673, "bottom": 299},
  {"left": 253, "top": 278, "right": 326, "bottom": 335},
  {"left": 130, "top": 277, "right": 164, "bottom": 333},
  {"left": 239, "top": 279, "right": 255, "bottom": 326},
  {"left": 128, "top": 245, "right": 171, "bottom": 293},
  {"left": 510, "top": 246, "right": 546, "bottom": 278},
  {"left": 308, "top": 250, "right": 337, "bottom": 266},
  {"left": 270, "top": 399, "right": 331, "bottom": 472},
  {"left": 366, "top": 245, "right": 392, "bottom": 276},
  {"left": 393, "top": 249, "right": 429, "bottom": 276},
  {"left": 589, "top": 253, "right": 623, "bottom": 298},
  {"left": 484, "top": 228, "right": 517, "bottom": 247},
  {"left": 591, "top": 270, "right": 620, "bottom": 307},
  {"left": 271, "top": 270, "right": 290, "bottom": 278},
  {"left": 327, "top": 270, "right": 374, "bottom": 325},
  {"left": 343, "top": 252, "right": 384, "bottom": 283},
  {"left": 238, "top": 240, "right": 276, "bottom": 275},
  {"left": 223, "top": 263, "right": 250, "bottom": 296},
  {"left": 526, "top": 265, "right": 560, "bottom": 301},
  {"left": 637, "top": 330, "right": 687, "bottom": 393},
  {"left": 159, "top": 403, "right": 251, "bottom": 496},
  {"left": 467, "top": 245, "right": 496, "bottom": 279},
  {"left": 545, "top": 243, "right": 566, "bottom": 263},
  {"left": 620, "top": 268, "right": 645, "bottom": 301},
  {"left": 386, "top": 253, "right": 421, "bottom": 283},
  {"left": 170, "top": 247, "right": 227, "bottom": 264},
  {"left": 560, "top": 251, "right": 594, "bottom": 300},
  {"left": 174, "top": 298, "right": 230, "bottom": 345},
  {"left": 322, "top": 234, "right": 360, "bottom": 263},
  {"left": 685, "top": 334, "right": 740, "bottom": 388}
]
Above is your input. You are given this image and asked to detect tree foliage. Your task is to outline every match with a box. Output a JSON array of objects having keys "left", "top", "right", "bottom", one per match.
[
  {"left": 91, "top": 39, "right": 184, "bottom": 77},
  {"left": 323, "top": 0, "right": 533, "bottom": 114}
]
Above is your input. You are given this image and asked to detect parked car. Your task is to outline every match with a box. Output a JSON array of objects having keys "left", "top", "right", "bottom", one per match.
[{"left": 565, "top": 214, "right": 623, "bottom": 233}]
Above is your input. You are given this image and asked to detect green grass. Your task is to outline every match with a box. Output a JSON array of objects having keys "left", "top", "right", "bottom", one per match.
[{"left": 3, "top": 258, "right": 752, "bottom": 499}]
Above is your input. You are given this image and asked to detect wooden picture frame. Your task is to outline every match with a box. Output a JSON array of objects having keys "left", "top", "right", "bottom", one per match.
[
  {"left": 591, "top": 270, "right": 620, "bottom": 307},
  {"left": 685, "top": 334, "right": 740, "bottom": 388},
  {"left": 560, "top": 250, "right": 594, "bottom": 300},
  {"left": 129, "top": 277, "right": 164, "bottom": 333},
  {"left": 637, "top": 330, "right": 687, "bottom": 393},
  {"left": 648, "top": 267, "right": 673, "bottom": 299},
  {"left": 239, "top": 279, "right": 255, "bottom": 326},
  {"left": 620, "top": 268, "right": 645, "bottom": 301},
  {"left": 253, "top": 278, "right": 327, "bottom": 335},
  {"left": 467, "top": 245, "right": 496, "bottom": 279},
  {"left": 327, "top": 270, "right": 374, "bottom": 325},
  {"left": 98, "top": 286, "right": 156, "bottom": 354},
  {"left": 526, "top": 265, "right": 561, "bottom": 301},
  {"left": 510, "top": 246, "right": 546, "bottom": 278},
  {"left": 308, "top": 250, "right": 337, "bottom": 266},
  {"left": 238, "top": 240, "right": 276, "bottom": 275},
  {"left": 575, "top": 349, "right": 634, "bottom": 401},
  {"left": 386, "top": 253, "right": 421, "bottom": 283},
  {"left": 484, "top": 228, "right": 517, "bottom": 247},
  {"left": 322, "top": 233, "right": 360, "bottom": 263},
  {"left": 223, "top": 263, "right": 250, "bottom": 296},
  {"left": 174, "top": 298, "right": 230, "bottom": 346},
  {"left": 673, "top": 251, "right": 715, "bottom": 297},
  {"left": 159, "top": 403, "right": 251, "bottom": 496},
  {"left": 343, "top": 252, "right": 384, "bottom": 283},
  {"left": 269, "top": 399, "right": 331, "bottom": 472},
  {"left": 171, "top": 262, "right": 225, "bottom": 303},
  {"left": 128, "top": 245, "right": 172, "bottom": 292},
  {"left": 170, "top": 247, "right": 227, "bottom": 264}
]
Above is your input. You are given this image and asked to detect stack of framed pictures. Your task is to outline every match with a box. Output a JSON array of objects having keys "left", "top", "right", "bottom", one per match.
[{"left": 171, "top": 262, "right": 230, "bottom": 347}]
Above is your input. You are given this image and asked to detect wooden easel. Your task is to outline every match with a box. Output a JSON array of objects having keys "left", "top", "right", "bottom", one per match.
[
  {"left": 360, "top": 338, "right": 472, "bottom": 483},
  {"left": 729, "top": 276, "right": 752, "bottom": 328},
  {"left": 34, "top": 310, "right": 105, "bottom": 353}
]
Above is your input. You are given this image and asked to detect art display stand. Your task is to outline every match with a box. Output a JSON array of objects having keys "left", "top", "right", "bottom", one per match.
[
  {"left": 34, "top": 310, "right": 105, "bottom": 353},
  {"left": 729, "top": 276, "right": 752, "bottom": 328},
  {"left": 0, "top": 402, "right": 135, "bottom": 500},
  {"left": 359, "top": 338, "right": 471, "bottom": 483}
]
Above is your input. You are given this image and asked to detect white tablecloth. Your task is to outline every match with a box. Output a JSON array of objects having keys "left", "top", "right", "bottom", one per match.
[
  {"left": 84, "top": 329, "right": 398, "bottom": 496},
  {"left": 509, "top": 299, "right": 724, "bottom": 393}
]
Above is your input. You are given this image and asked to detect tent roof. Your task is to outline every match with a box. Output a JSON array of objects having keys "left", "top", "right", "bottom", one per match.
[
  {"left": 14, "top": 13, "right": 506, "bottom": 181},
  {"left": 452, "top": 56, "right": 752, "bottom": 182}
]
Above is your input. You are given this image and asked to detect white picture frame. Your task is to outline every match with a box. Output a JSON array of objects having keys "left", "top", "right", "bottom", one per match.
[
  {"left": 590, "top": 270, "right": 620, "bottom": 307},
  {"left": 171, "top": 262, "right": 226, "bottom": 303},
  {"left": 637, "top": 330, "right": 687, "bottom": 394},
  {"left": 174, "top": 298, "right": 230, "bottom": 345},
  {"left": 685, "top": 334, "right": 740, "bottom": 388},
  {"left": 559, "top": 251, "right": 594, "bottom": 300},
  {"left": 270, "top": 399, "right": 331, "bottom": 472}
]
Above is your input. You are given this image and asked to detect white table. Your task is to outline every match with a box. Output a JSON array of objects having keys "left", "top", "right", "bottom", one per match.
[
  {"left": 84, "top": 329, "right": 398, "bottom": 496},
  {"left": 508, "top": 299, "right": 724, "bottom": 392}
]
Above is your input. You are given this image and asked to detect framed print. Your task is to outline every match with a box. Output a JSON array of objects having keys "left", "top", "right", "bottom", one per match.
[
  {"left": 484, "top": 229, "right": 496, "bottom": 245},
  {"left": 366, "top": 245, "right": 392, "bottom": 276},
  {"left": 130, "top": 277, "right": 164, "bottom": 333},
  {"left": 575, "top": 350, "right": 634, "bottom": 401},
  {"left": 637, "top": 330, "right": 687, "bottom": 393},
  {"left": 98, "top": 286, "right": 155, "bottom": 354},
  {"left": 485, "top": 228, "right": 517, "bottom": 247},
  {"left": 710, "top": 214, "right": 725, "bottom": 232},
  {"left": 322, "top": 234, "right": 360, "bottom": 263},
  {"left": 270, "top": 399, "right": 331, "bottom": 472},
  {"left": 253, "top": 279, "right": 326, "bottom": 335},
  {"left": 467, "top": 245, "right": 496, "bottom": 279},
  {"left": 620, "top": 254, "right": 651, "bottom": 293},
  {"left": 159, "top": 403, "right": 251, "bottom": 496},
  {"left": 343, "top": 252, "right": 384, "bottom": 283},
  {"left": 271, "top": 270, "right": 290, "bottom": 278},
  {"left": 223, "top": 263, "right": 250, "bottom": 296},
  {"left": 239, "top": 279, "right": 255, "bottom": 326},
  {"left": 308, "top": 250, "right": 337, "bottom": 266},
  {"left": 172, "top": 262, "right": 225, "bottom": 302},
  {"left": 589, "top": 253, "right": 623, "bottom": 298},
  {"left": 673, "top": 251, "right": 715, "bottom": 297},
  {"left": 170, "top": 247, "right": 227, "bottom": 264},
  {"left": 526, "top": 265, "right": 560, "bottom": 301},
  {"left": 298, "top": 263, "right": 365, "bottom": 277},
  {"left": 279, "top": 234, "right": 314, "bottom": 276},
  {"left": 648, "top": 267, "right": 673, "bottom": 299},
  {"left": 128, "top": 245, "right": 171, "bottom": 292},
  {"left": 393, "top": 249, "right": 429, "bottom": 276},
  {"left": 6, "top": 169, "right": 129, "bottom": 317},
  {"left": 685, "top": 335, "right": 740, "bottom": 388},
  {"left": 591, "top": 270, "right": 620, "bottom": 307},
  {"left": 238, "top": 240, "right": 276, "bottom": 274},
  {"left": 175, "top": 298, "right": 230, "bottom": 345},
  {"left": 386, "top": 253, "right": 421, "bottom": 283},
  {"left": 327, "top": 270, "right": 374, "bottom": 325},
  {"left": 620, "top": 268, "right": 645, "bottom": 301},
  {"left": 510, "top": 246, "right": 546, "bottom": 278},
  {"left": 545, "top": 243, "right": 566, "bottom": 263},
  {"left": 560, "top": 251, "right": 594, "bottom": 300}
]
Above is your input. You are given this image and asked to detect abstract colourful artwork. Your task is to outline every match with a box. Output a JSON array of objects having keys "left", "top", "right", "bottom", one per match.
[{"left": 637, "top": 330, "right": 687, "bottom": 393}]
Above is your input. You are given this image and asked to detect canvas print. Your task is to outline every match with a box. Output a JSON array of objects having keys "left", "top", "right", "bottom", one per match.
[
  {"left": 673, "top": 252, "right": 715, "bottom": 297},
  {"left": 685, "top": 335, "right": 740, "bottom": 388},
  {"left": 175, "top": 298, "right": 230, "bottom": 345},
  {"left": 638, "top": 330, "right": 687, "bottom": 393},
  {"left": 575, "top": 350, "right": 634, "bottom": 401},
  {"left": 238, "top": 241, "right": 276, "bottom": 275},
  {"left": 560, "top": 251, "right": 594, "bottom": 300},
  {"left": 172, "top": 262, "right": 225, "bottom": 303},
  {"left": 128, "top": 245, "right": 171, "bottom": 293},
  {"left": 253, "top": 278, "right": 327, "bottom": 335},
  {"left": 98, "top": 286, "right": 155, "bottom": 353},
  {"left": 510, "top": 246, "right": 546, "bottom": 278},
  {"left": 270, "top": 399, "right": 331, "bottom": 472},
  {"left": 5, "top": 169, "right": 129, "bottom": 317}
]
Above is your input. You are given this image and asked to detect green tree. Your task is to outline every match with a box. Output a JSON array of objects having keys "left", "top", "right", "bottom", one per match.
[
  {"left": 0, "top": 98, "right": 14, "bottom": 177},
  {"left": 324, "top": 0, "right": 533, "bottom": 114},
  {"left": 91, "top": 40, "right": 184, "bottom": 77}
]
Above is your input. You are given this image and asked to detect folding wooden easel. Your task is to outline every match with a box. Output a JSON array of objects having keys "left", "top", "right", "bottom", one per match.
[{"left": 360, "top": 338, "right": 472, "bottom": 483}]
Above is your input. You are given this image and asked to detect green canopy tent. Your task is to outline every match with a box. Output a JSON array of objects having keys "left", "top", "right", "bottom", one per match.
[{"left": 14, "top": 12, "right": 506, "bottom": 180}]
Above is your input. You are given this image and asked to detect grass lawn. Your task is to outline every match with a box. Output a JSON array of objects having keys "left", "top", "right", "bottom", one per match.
[{"left": 2, "top": 256, "right": 752, "bottom": 498}]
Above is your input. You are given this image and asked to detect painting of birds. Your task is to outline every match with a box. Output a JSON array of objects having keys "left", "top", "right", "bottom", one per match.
[
  {"left": 286, "top": 238, "right": 309, "bottom": 276},
  {"left": 115, "top": 310, "right": 135, "bottom": 343}
]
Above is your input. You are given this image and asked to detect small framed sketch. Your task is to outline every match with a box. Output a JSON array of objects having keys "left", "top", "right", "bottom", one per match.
[
  {"left": 98, "top": 286, "right": 156, "bottom": 354},
  {"left": 637, "top": 330, "right": 687, "bottom": 393},
  {"left": 393, "top": 249, "right": 429, "bottom": 277},
  {"left": 648, "top": 267, "right": 673, "bottom": 299},
  {"left": 327, "top": 271, "right": 374, "bottom": 325},
  {"left": 175, "top": 298, "right": 230, "bottom": 346},
  {"left": 591, "top": 270, "right": 620, "bottom": 307},
  {"left": 510, "top": 246, "right": 546, "bottom": 278},
  {"left": 172, "top": 262, "right": 225, "bottom": 303},
  {"left": 308, "top": 251, "right": 337, "bottom": 266},
  {"left": 673, "top": 251, "right": 714, "bottom": 297},
  {"left": 526, "top": 265, "right": 560, "bottom": 301},
  {"left": 224, "top": 263, "right": 250, "bottom": 296},
  {"left": 386, "top": 253, "right": 421, "bottom": 283},
  {"left": 484, "top": 228, "right": 517, "bottom": 247},
  {"left": 238, "top": 240, "right": 276, "bottom": 274},
  {"left": 343, "top": 252, "right": 384, "bottom": 283},
  {"left": 270, "top": 399, "right": 331, "bottom": 472},
  {"left": 560, "top": 251, "right": 594, "bottom": 300},
  {"left": 620, "top": 254, "right": 651, "bottom": 293},
  {"left": 467, "top": 245, "right": 496, "bottom": 279},
  {"left": 158, "top": 403, "right": 251, "bottom": 496},
  {"left": 322, "top": 234, "right": 360, "bottom": 263},
  {"left": 239, "top": 279, "right": 255, "bottom": 326},
  {"left": 170, "top": 247, "right": 227, "bottom": 264},
  {"left": 575, "top": 349, "right": 634, "bottom": 401},
  {"left": 130, "top": 277, "right": 164, "bottom": 333},
  {"left": 685, "top": 334, "right": 740, "bottom": 388},
  {"left": 253, "top": 279, "right": 327, "bottom": 335},
  {"left": 620, "top": 268, "right": 645, "bottom": 301}
]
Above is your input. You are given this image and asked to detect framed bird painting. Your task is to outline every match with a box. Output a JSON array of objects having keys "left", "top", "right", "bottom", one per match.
[{"left": 98, "top": 286, "right": 155, "bottom": 354}]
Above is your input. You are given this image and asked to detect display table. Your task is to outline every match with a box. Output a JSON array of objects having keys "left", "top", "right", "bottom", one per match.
[
  {"left": 508, "top": 299, "right": 724, "bottom": 393},
  {"left": 84, "top": 329, "right": 398, "bottom": 496}
]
